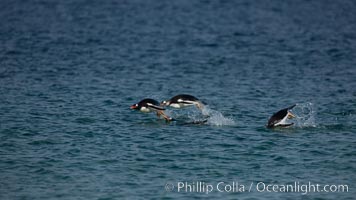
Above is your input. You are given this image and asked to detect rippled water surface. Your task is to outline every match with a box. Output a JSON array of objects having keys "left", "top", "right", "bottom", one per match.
[{"left": 1, "top": 0, "right": 355, "bottom": 199}]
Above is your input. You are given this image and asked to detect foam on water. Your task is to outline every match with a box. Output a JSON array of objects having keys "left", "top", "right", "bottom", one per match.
[{"left": 292, "top": 102, "right": 317, "bottom": 128}]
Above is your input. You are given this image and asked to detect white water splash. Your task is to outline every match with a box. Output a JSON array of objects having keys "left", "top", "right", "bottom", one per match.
[
  {"left": 292, "top": 102, "right": 317, "bottom": 128},
  {"left": 165, "top": 105, "right": 236, "bottom": 126},
  {"left": 202, "top": 106, "right": 236, "bottom": 126}
]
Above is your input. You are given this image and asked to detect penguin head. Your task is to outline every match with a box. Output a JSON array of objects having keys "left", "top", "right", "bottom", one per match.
[
  {"left": 130, "top": 103, "right": 139, "bottom": 110},
  {"left": 161, "top": 100, "right": 170, "bottom": 106},
  {"left": 287, "top": 111, "right": 295, "bottom": 119}
]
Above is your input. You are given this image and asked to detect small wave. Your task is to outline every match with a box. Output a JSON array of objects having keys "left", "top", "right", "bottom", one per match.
[{"left": 292, "top": 102, "right": 317, "bottom": 128}]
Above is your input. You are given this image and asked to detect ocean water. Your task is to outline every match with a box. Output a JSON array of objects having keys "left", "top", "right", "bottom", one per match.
[{"left": 1, "top": 0, "right": 355, "bottom": 199}]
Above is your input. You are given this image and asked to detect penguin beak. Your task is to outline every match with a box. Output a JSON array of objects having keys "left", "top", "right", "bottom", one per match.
[
  {"left": 287, "top": 111, "right": 295, "bottom": 119},
  {"left": 130, "top": 104, "right": 137, "bottom": 109}
]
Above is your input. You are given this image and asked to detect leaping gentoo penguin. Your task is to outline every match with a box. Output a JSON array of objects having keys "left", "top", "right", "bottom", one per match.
[
  {"left": 161, "top": 94, "right": 204, "bottom": 110},
  {"left": 267, "top": 105, "right": 296, "bottom": 128},
  {"left": 130, "top": 98, "right": 173, "bottom": 121}
]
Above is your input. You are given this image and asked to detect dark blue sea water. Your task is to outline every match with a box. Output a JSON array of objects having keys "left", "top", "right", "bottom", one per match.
[{"left": 1, "top": 0, "right": 355, "bottom": 199}]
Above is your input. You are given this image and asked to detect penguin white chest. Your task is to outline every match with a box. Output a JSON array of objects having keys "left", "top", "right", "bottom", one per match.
[
  {"left": 171, "top": 103, "right": 193, "bottom": 108},
  {"left": 275, "top": 115, "right": 289, "bottom": 126},
  {"left": 140, "top": 107, "right": 151, "bottom": 113}
]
